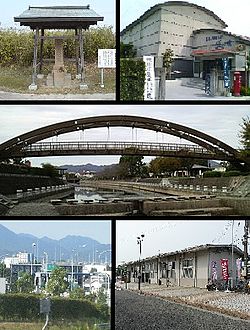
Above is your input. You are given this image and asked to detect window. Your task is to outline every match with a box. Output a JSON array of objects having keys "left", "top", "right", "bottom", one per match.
[{"left": 182, "top": 259, "right": 193, "bottom": 278}]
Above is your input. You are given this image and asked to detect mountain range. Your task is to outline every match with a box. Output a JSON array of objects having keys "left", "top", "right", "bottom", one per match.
[
  {"left": 59, "top": 163, "right": 116, "bottom": 173},
  {"left": 0, "top": 224, "right": 111, "bottom": 264}
]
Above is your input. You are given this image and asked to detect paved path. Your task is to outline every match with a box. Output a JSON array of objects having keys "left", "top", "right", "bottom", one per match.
[
  {"left": 0, "top": 91, "right": 115, "bottom": 100},
  {"left": 115, "top": 290, "right": 250, "bottom": 330},
  {"left": 165, "top": 80, "right": 250, "bottom": 100}
]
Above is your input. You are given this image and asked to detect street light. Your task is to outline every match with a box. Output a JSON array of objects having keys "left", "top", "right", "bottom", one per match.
[
  {"left": 137, "top": 234, "right": 145, "bottom": 291},
  {"left": 31, "top": 243, "right": 36, "bottom": 276}
]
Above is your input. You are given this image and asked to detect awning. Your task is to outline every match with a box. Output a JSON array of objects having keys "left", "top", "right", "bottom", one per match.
[{"left": 192, "top": 49, "right": 236, "bottom": 58}]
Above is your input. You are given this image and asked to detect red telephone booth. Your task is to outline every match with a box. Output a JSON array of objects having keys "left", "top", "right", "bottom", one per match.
[{"left": 233, "top": 71, "right": 241, "bottom": 96}]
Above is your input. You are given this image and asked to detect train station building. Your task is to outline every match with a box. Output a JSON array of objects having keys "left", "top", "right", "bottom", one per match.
[{"left": 121, "top": 1, "right": 250, "bottom": 87}]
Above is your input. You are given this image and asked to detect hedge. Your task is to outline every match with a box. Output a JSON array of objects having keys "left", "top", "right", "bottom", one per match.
[
  {"left": 203, "top": 171, "right": 222, "bottom": 178},
  {"left": 120, "top": 58, "right": 145, "bottom": 100},
  {"left": 0, "top": 27, "right": 115, "bottom": 67},
  {"left": 0, "top": 163, "right": 58, "bottom": 177},
  {"left": 0, "top": 294, "right": 107, "bottom": 322}
]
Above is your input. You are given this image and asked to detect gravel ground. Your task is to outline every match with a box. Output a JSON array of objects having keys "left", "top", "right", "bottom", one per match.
[
  {"left": 115, "top": 290, "right": 250, "bottom": 330},
  {"left": 7, "top": 202, "right": 59, "bottom": 216},
  {"left": 124, "top": 283, "right": 250, "bottom": 320}
]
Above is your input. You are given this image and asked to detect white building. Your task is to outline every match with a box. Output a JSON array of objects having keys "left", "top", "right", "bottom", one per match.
[
  {"left": 125, "top": 244, "right": 244, "bottom": 289},
  {"left": 121, "top": 1, "right": 250, "bottom": 84}
]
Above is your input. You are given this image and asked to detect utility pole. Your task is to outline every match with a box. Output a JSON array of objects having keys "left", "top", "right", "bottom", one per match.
[
  {"left": 243, "top": 220, "right": 249, "bottom": 292},
  {"left": 137, "top": 234, "right": 145, "bottom": 291}
]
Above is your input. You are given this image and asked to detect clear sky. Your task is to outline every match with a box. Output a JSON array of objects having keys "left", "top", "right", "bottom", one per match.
[
  {"left": 1, "top": 0, "right": 115, "bottom": 30},
  {"left": 0, "top": 220, "right": 111, "bottom": 244},
  {"left": 116, "top": 220, "right": 246, "bottom": 264},
  {"left": 121, "top": 0, "right": 250, "bottom": 36},
  {"left": 0, "top": 104, "right": 249, "bottom": 167}
]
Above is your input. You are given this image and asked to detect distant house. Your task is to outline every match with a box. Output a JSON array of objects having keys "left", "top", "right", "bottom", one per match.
[{"left": 125, "top": 244, "right": 243, "bottom": 288}]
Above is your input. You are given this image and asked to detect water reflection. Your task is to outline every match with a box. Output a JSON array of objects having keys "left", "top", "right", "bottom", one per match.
[{"left": 74, "top": 186, "right": 138, "bottom": 203}]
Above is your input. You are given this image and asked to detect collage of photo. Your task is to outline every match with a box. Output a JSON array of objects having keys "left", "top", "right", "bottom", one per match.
[{"left": 0, "top": 1, "right": 250, "bottom": 329}]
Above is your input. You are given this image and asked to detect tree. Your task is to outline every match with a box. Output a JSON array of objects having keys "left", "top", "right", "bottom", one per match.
[
  {"left": 16, "top": 272, "right": 34, "bottom": 293},
  {"left": 118, "top": 153, "right": 147, "bottom": 178},
  {"left": 120, "top": 42, "right": 136, "bottom": 58},
  {"left": 163, "top": 48, "right": 174, "bottom": 79},
  {"left": 149, "top": 157, "right": 182, "bottom": 176},
  {"left": 239, "top": 116, "right": 250, "bottom": 155},
  {"left": 46, "top": 267, "right": 69, "bottom": 296},
  {"left": 69, "top": 287, "right": 85, "bottom": 299},
  {"left": 41, "top": 163, "right": 59, "bottom": 178}
]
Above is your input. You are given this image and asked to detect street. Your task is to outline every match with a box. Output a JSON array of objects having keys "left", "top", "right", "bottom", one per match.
[{"left": 115, "top": 290, "right": 250, "bottom": 330}]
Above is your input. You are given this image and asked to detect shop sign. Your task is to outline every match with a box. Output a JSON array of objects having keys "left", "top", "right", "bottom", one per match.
[
  {"left": 222, "top": 57, "right": 230, "bottom": 88},
  {"left": 143, "top": 56, "right": 155, "bottom": 100}
]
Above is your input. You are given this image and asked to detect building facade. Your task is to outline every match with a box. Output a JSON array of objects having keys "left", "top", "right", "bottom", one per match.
[
  {"left": 125, "top": 244, "right": 243, "bottom": 289},
  {"left": 121, "top": 1, "right": 250, "bottom": 83}
]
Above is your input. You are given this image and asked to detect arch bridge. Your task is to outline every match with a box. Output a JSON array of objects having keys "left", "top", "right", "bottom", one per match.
[{"left": 0, "top": 115, "right": 247, "bottom": 166}]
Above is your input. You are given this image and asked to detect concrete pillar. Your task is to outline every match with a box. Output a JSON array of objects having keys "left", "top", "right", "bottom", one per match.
[
  {"left": 212, "top": 186, "right": 217, "bottom": 193},
  {"left": 16, "top": 189, "right": 23, "bottom": 197},
  {"left": 41, "top": 187, "right": 46, "bottom": 191},
  {"left": 222, "top": 186, "right": 228, "bottom": 193},
  {"left": 189, "top": 185, "right": 194, "bottom": 190},
  {"left": 35, "top": 188, "right": 40, "bottom": 194},
  {"left": 184, "top": 184, "right": 188, "bottom": 190},
  {"left": 203, "top": 186, "right": 208, "bottom": 192},
  {"left": 47, "top": 186, "right": 51, "bottom": 191},
  {"left": 174, "top": 184, "right": 178, "bottom": 189},
  {"left": 27, "top": 188, "right": 33, "bottom": 194},
  {"left": 178, "top": 184, "right": 183, "bottom": 190},
  {"left": 196, "top": 185, "right": 200, "bottom": 191}
]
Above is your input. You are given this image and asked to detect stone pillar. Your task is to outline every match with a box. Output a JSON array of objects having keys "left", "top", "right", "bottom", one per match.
[
  {"left": 54, "top": 39, "right": 64, "bottom": 70},
  {"left": 210, "top": 68, "right": 218, "bottom": 96},
  {"left": 47, "top": 38, "right": 71, "bottom": 88}
]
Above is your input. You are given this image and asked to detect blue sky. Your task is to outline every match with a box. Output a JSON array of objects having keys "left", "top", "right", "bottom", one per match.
[
  {"left": 121, "top": 0, "right": 250, "bottom": 36},
  {"left": 0, "top": 220, "right": 111, "bottom": 243},
  {"left": 116, "top": 220, "right": 245, "bottom": 264},
  {"left": 0, "top": 104, "right": 249, "bottom": 167},
  {"left": 1, "top": 0, "right": 115, "bottom": 29}
]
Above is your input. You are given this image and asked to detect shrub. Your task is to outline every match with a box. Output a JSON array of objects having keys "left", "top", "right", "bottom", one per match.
[
  {"left": 0, "top": 294, "right": 105, "bottom": 322},
  {"left": 240, "top": 86, "right": 250, "bottom": 96},
  {"left": 120, "top": 58, "right": 145, "bottom": 100},
  {"left": 0, "top": 27, "right": 115, "bottom": 67},
  {"left": 203, "top": 171, "right": 222, "bottom": 177},
  {"left": 222, "top": 170, "right": 242, "bottom": 177}
]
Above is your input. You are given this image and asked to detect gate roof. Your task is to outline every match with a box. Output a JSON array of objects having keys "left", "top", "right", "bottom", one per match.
[{"left": 14, "top": 5, "right": 104, "bottom": 29}]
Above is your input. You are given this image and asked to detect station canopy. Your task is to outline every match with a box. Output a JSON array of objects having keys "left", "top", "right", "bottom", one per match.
[{"left": 14, "top": 5, "right": 104, "bottom": 29}]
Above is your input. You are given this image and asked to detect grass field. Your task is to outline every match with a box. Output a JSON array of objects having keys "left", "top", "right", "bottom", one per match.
[
  {"left": 0, "top": 64, "right": 115, "bottom": 94},
  {"left": 0, "top": 321, "right": 109, "bottom": 329}
]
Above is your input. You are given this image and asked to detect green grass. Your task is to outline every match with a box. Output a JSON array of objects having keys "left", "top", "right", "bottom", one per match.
[
  {"left": 0, "top": 64, "right": 115, "bottom": 94},
  {"left": 0, "top": 321, "right": 105, "bottom": 329}
]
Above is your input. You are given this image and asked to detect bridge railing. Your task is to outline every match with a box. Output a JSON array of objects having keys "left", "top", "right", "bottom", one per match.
[{"left": 23, "top": 141, "right": 212, "bottom": 154}]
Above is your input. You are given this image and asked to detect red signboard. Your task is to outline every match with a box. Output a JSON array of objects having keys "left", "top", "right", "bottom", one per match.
[{"left": 220, "top": 259, "right": 229, "bottom": 280}]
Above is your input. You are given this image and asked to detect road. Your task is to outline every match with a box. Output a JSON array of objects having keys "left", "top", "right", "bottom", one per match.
[{"left": 115, "top": 290, "right": 250, "bottom": 330}]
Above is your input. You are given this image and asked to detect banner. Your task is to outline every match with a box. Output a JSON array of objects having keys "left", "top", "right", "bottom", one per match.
[
  {"left": 220, "top": 259, "right": 229, "bottom": 280},
  {"left": 143, "top": 56, "right": 155, "bottom": 100},
  {"left": 236, "top": 258, "right": 242, "bottom": 278},
  {"left": 222, "top": 57, "right": 230, "bottom": 88},
  {"left": 211, "top": 261, "right": 217, "bottom": 281}
]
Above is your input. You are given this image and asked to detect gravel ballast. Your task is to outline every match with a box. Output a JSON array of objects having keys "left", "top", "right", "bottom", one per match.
[{"left": 115, "top": 290, "right": 250, "bottom": 330}]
